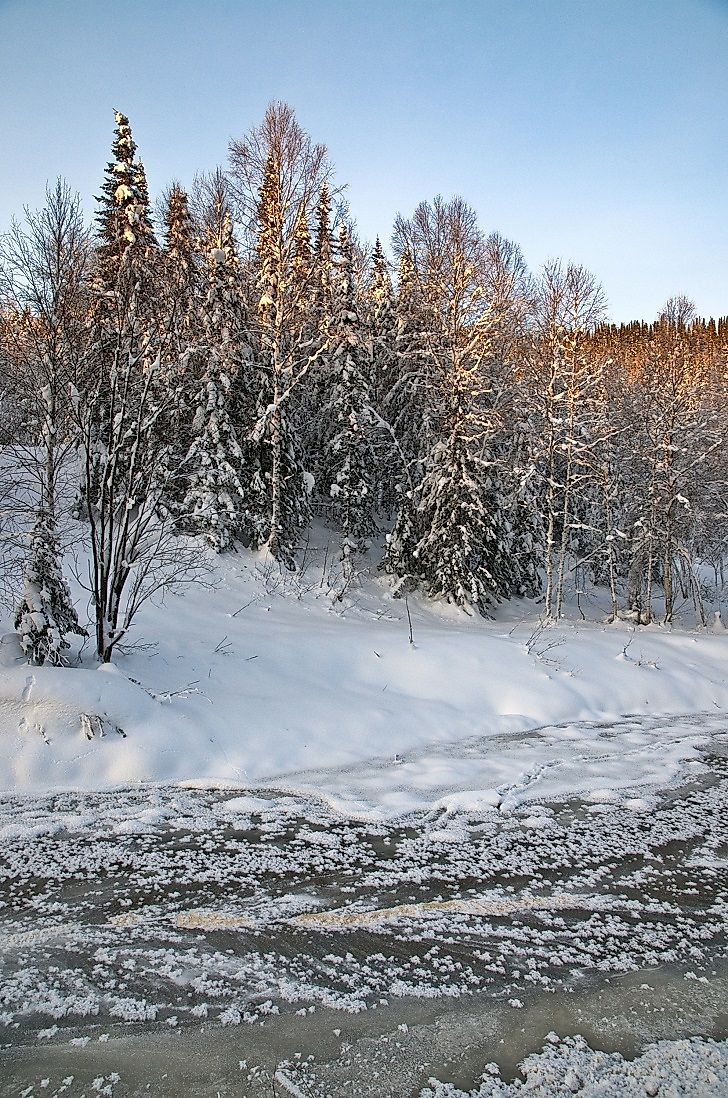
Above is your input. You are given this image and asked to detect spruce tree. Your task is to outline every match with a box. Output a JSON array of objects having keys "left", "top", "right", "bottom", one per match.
[
  {"left": 163, "top": 182, "right": 198, "bottom": 339},
  {"left": 382, "top": 247, "right": 436, "bottom": 568},
  {"left": 367, "top": 236, "right": 399, "bottom": 511},
  {"left": 94, "top": 111, "right": 156, "bottom": 291},
  {"left": 392, "top": 319, "right": 508, "bottom": 614},
  {"left": 80, "top": 111, "right": 160, "bottom": 521},
  {"left": 385, "top": 198, "right": 512, "bottom": 614},
  {"left": 157, "top": 183, "right": 200, "bottom": 513},
  {"left": 369, "top": 237, "right": 397, "bottom": 409},
  {"left": 386, "top": 247, "right": 436, "bottom": 476},
  {"left": 15, "top": 512, "right": 85, "bottom": 666},
  {"left": 184, "top": 227, "right": 264, "bottom": 551},
  {"left": 75, "top": 111, "right": 202, "bottom": 661},
  {"left": 291, "top": 201, "right": 313, "bottom": 303},
  {"left": 313, "top": 182, "right": 334, "bottom": 322},
  {"left": 501, "top": 426, "right": 544, "bottom": 600},
  {"left": 227, "top": 105, "right": 332, "bottom": 565},
  {"left": 254, "top": 151, "right": 312, "bottom": 567},
  {"left": 322, "top": 225, "right": 377, "bottom": 567},
  {"left": 299, "top": 182, "right": 335, "bottom": 485}
]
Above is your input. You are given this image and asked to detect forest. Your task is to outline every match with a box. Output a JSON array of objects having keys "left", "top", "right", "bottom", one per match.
[{"left": 1, "top": 101, "right": 727, "bottom": 666}]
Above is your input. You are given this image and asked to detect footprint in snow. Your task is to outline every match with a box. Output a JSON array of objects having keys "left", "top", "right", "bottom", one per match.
[{"left": 21, "top": 674, "right": 35, "bottom": 703}]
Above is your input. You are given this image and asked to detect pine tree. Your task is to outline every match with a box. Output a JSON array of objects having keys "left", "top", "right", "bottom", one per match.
[
  {"left": 288, "top": 200, "right": 319, "bottom": 464},
  {"left": 15, "top": 512, "right": 84, "bottom": 665},
  {"left": 313, "top": 182, "right": 334, "bottom": 323},
  {"left": 73, "top": 111, "right": 204, "bottom": 662},
  {"left": 412, "top": 416, "right": 501, "bottom": 614},
  {"left": 227, "top": 104, "right": 333, "bottom": 565},
  {"left": 92, "top": 112, "right": 158, "bottom": 365},
  {"left": 183, "top": 367, "right": 248, "bottom": 553},
  {"left": 132, "top": 159, "right": 157, "bottom": 249},
  {"left": 323, "top": 225, "right": 377, "bottom": 567},
  {"left": 80, "top": 111, "right": 160, "bottom": 522},
  {"left": 382, "top": 247, "right": 437, "bottom": 570},
  {"left": 500, "top": 422, "right": 544, "bottom": 600},
  {"left": 291, "top": 201, "right": 313, "bottom": 304},
  {"left": 479, "top": 232, "right": 542, "bottom": 601}
]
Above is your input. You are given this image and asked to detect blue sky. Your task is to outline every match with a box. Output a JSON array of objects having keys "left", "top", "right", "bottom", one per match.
[{"left": 1, "top": 0, "right": 726, "bottom": 322}]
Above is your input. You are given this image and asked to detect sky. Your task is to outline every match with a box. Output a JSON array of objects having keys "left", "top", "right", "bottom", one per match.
[{"left": 0, "top": 0, "right": 726, "bottom": 323}]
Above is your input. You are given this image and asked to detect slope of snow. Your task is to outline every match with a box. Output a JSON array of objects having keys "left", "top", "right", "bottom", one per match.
[{"left": 1, "top": 537, "right": 727, "bottom": 811}]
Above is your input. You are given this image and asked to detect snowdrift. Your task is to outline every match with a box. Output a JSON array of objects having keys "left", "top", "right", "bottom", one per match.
[{"left": 1, "top": 546, "right": 727, "bottom": 807}]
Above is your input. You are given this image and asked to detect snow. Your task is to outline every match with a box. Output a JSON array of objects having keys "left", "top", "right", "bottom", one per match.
[
  {"left": 0, "top": 536, "right": 727, "bottom": 821},
  {"left": 1, "top": 740, "right": 726, "bottom": 1091},
  {"left": 419, "top": 1034, "right": 728, "bottom": 1096},
  {"left": 215, "top": 794, "right": 273, "bottom": 815}
]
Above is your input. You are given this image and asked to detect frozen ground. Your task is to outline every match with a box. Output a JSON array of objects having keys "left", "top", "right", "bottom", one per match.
[
  {"left": 2, "top": 535, "right": 728, "bottom": 1093},
  {"left": 1, "top": 731, "right": 727, "bottom": 1095}
]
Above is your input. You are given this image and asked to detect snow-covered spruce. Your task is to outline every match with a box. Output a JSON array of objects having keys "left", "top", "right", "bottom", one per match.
[
  {"left": 155, "top": 181, "right": 200, "bottom": 513},
  {"left": 252, "top": 130, "right": 325, "bottom": 568},
  {"left": 298, "top": 179, "right": 335, "bottom": 486},
  {"left": 385, "top": 245, "right": 436, "bottom": 484},
  {"left": 183, "top": 222, "right": 264, "bottom": 551},
  {"left": 366, "top": 236, "right": 399, "bottom": 512},
  {"left": 386, "top": 198, "right": 515, "bottom": 614},
  {"left": 92, "top": 109, "right": 157, "bottom": 294},
  {"left": 320, "top": 224, "right": 378, "bottom": 567},
  {"left": 14, "top": 511, "right": 84, "bottom": 665}
]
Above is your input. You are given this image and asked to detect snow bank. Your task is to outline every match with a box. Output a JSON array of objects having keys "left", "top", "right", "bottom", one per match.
[{"left": 1, "top": 549, "right": 727, "bottom": 810}]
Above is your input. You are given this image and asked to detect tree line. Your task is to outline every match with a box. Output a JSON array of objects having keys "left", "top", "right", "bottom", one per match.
[{"left": 1, "top": 102, "right": 727, "bottom": 665}]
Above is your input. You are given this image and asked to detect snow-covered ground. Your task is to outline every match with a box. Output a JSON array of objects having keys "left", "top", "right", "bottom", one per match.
[
  {"left": 2, "top": 748, "right": 727, "bottom": 1094},
  {"left": 419, "top": 1036, "right": 728, "bottom": 1097},
  {"left": 2, "top": 530, "right": 728, "bottom": 815},
  {"left": 2, "top": 533, "right": 728, "bottom": 1095}
]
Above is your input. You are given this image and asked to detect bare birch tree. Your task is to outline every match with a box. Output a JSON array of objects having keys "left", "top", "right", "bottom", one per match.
[
  {"left": 526, "top": 260, "right": 606, "bottom": 619},
  {"left": 0, "top": 180, "right": 89, "bottom": 659}
]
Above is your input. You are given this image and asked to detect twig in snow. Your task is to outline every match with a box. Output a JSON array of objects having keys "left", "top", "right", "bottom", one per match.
[
  {"left": 154, "top": 682, "right": 212, "bottom": 704},
  {"left": 405, "top": 595, "right": 415, "bottom": 646},
  {"left": 320, "top": 541, "right": 329, "bottom": 588},
  {"left": 231, "top": 599, "right": 256, "bottom": 618}
]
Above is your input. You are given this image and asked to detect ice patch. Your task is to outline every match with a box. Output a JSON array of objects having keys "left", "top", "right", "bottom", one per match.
[{"left": 291, "top": 890, "right": 599, "bottom": 930}]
